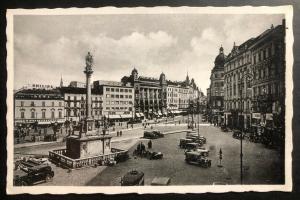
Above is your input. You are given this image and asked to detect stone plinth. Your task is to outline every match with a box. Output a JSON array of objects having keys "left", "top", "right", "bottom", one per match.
[{"left": 66, "top": 135, "right": 112, "bottom": 159}]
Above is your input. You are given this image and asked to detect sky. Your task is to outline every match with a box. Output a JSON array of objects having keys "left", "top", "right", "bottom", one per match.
[{"left": 13, "top": 14, "right": 284, "bottom": 94}]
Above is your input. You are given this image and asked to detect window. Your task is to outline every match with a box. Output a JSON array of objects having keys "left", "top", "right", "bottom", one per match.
[
  {"left": 116, "top": 95, "right": 119, "bottom": 98},
  {"left": 31, "top": 111, "right": 35, "bottom": 118},
  {"left": 120, "top": 89, "right": 124, "bottom": 92},
  {"left": 111, "top": 88, "right": 115, "bottom": 92},
  {"left": 120, "top": 95, "right": 124, "bottom": 98},
  {"left": 106, "top": 88, "right": 110, "bottom": 91},
  {"left": 59, "top": 111, "right": 62, "bottom": 118},
  {"left": 106, "top": 94, "right": 110, "bottom": 98},
  {"left": 31, "top": 101, "right": 35, "bottom": 107},
  {"left": 21, "top": 101, "right": 24, "bottom": 107},
  {"left": 116, "top": 88, "right": 119, "bottom": 92},
  {"left": 59, "top": 102, "right": 62, "bottom": 107},
  {"left": 125, "top": 89, "right": 128, "bottom": 92},
  {"left": 52, "top": 102, "right": 55, "bottom": 107},
  {"left": 68, "top": 96, "right": 71, "bottom": 100},
  {"left": 129, "top": 89, "right": 132, "bottom": 93},
  {"left": 21, "top": 112, "right": 25, "bottom": 119},
  {"left": 51, "top": 111, "right": 55, "bottom": 119},
  {"left": 111, "top": 94, "right": 115, "bottom": 98},
  {"left": 263, "top": 50, "right": 266, "bottom": 60},
  {"left": 129, "top": 95, "right": 132, "bottom": 98}
]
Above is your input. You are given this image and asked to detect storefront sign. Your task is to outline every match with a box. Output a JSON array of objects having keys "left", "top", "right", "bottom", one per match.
[
  {"left": 266, "top": 113, "right": 273, "bottom": 120},
  {"left": 252, "top": 113, "right": 261, "bottom": 119}
]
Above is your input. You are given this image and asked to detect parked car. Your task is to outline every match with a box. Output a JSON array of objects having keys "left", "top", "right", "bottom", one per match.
[
  {"left": 14, "top": 164, "right": 54, "bottom": 186},
  {"left": 121, "top": 170, "right": 144, "bottom": 186},
  {"left": 152, "top": 130, "right": 164, "bottom": 138},
  {"left": 185, "top": 151, "right": 211, "bottom": 168},
  {"left": 232, "top": 131, "right": 244, "bottom": 139},
  {"left": 148, "top": 151, "right": 163, "bottom": 160},
  {"left": 179, "top": 138, "right": 193, "bottom": 148},
  {"left": 186, "top": 148, "right": 209, "bottom": 157},
  {"left": 185, "top": 142, "right": 202, "bottom": 151},
  {"left": 115, "top": 152, "right": 130, "bottom": 163},
  {"left": 144, "top": 131, "right": 158, "bottom": 139}
]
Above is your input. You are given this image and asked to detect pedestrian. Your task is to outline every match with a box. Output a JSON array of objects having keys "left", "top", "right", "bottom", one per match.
[
  {"left": 131, "top": 124, "right": 133, "bottom": 128},
  {"left": 117, "top": 131, "right": 119, "bottom": 137},
  {"left": 127, "top": 123, "right": 129, "bottom": 129},
  {"left": 120, "top": 130, "right": 122, "bottom": 137},
  {"left": 148, "top": 140, "right": 152, "bottom": 149}
]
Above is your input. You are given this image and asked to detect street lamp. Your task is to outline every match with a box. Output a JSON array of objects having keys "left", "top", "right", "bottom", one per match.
[{"left": 238, "top": 72, "right": 253, "bottom": 185}]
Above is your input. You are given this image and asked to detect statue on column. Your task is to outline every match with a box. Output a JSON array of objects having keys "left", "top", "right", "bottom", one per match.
[{"left": 85, "top": 52, "right": 94, "bottom": 71}]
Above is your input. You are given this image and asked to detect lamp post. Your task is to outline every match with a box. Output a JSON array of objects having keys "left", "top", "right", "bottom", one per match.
[{"left": 238, "top": 72, "right": 253, "bottom": 185}]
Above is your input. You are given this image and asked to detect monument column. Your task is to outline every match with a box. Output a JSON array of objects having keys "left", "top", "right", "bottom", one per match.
[{"left": 83, "top": 52, "right": 95, "bottom": 136}]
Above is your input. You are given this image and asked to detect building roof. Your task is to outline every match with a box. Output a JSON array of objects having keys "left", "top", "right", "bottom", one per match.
[
  {"left": 59, "top": 87, "right": 102, "bottom": 95},
  {"left": 14, "top": 89, "right": 64, "bottom": 100}
]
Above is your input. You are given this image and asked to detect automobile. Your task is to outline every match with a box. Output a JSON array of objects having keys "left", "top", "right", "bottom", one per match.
[
  {"left": 148, "top": 151, "right": 163, "bottom": 160},
  {"left": 144, "top": 131, "right": 159, "bottom": 139},
  {"left": 121, "top": 170, "right": 145, "bottom": 186},
  {"left": 152, "top": 130, "right": 164, "bottom": 138},
  {"left": 185, "top": 142, "right": 202, "bottom": 151},
  {"left": 186, "top": 135, "right": 206, "bottom": 144},
  {"left": 185, "top": 151, "right": 211, "bottom": 168},
  {"left": 186, "top": 148, "right": 209, "bottom": 157},
  {"left": 232, "top": 130, "right": 245, "bottom": 139},
  {"left": 179, "top": 138, "right": 193, "bottom": 148},
  {"left": 115, "top": 152, "right": 130, "bottom": 163},
  {"left": 151, "top": 177, "right": 171, "bottom": 186},
  {"left": 14, "top": 164, "right": 54, "bottom": 186}
]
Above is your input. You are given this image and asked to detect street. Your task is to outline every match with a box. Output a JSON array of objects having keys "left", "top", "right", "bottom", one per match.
[
  {"left": 14, "top": 115, "right": 284, "bottom": 186},
  {"left": 87, "top": 123, "right": 284, "bottom": 186}
]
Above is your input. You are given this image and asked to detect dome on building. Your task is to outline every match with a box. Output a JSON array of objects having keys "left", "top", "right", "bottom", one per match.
[{"left": 213, "top": 46, "right": 226, "bottom": 70}]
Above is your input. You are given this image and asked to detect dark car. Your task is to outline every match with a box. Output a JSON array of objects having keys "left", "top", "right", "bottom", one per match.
[
  {"left": 148, "top": 151, "right": 163, "bottom": 160},
  {"left": 232, "top": 131, "right": 244, "bottom": 139},
  {"left": 185, "top": 151, "right": 211, "bottom": 168},
  {"left": 179, "top": 138, "right": 193, "bottom": 148},
  {"left": 14, "top": 164, "right": 54, "bottom": 186},
  {"left": 144, "top": 131, "right": 158, "bottom": 139},
  {"left": 152, "top": 130, "right": 164, "bottom": 138},
  {"left": 115, "top": 152, "right": 130, "bottom": 163},
  {"left": 121, "top": 170, "right": 144, "bottom": 186}
]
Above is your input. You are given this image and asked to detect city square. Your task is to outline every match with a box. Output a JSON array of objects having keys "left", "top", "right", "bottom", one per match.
[{"left": 7, "top": 7, "right": 292, "bottom": 193}]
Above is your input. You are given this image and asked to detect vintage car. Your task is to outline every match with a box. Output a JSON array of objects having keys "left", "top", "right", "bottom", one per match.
[
  {"left": 186, "top": 135, "right": 206, "bottom": 144},
  {"left": 187, "top": 148, "right": 209, "bottom": 157},
  {"left": 121, "top": 170, "right": 145, "bottom": 186},
  {"left": 144, "top": 130, "right": 164, "bottom": 139},
  {"left": 148, "top": 151, "right": 163, "bottom": 160},
  {"left": 185, "top": 142, "right": 203, "bottom": 151},
  {"left": 144, "top": 131, "right": 158, "bottom": 139},
  {"left": 14, "top": 164, "right": 54, "bottom": 186},
  {"left": 114, "top": 152, "right": 130, "bottom": 163},
  {"left": 185, "top": 151, "right": 211, "bottom": 168},
  {"left": 232, "top": 130, "right": 245, "bottom": 139},
  {"left": 179, "top": 138, "right": 193, "bottom": 148},
  {"left": 152, "top": 130, "right": 164, "bottom": 138},
  {"left": 151, "top": 177, "right": 171, "bottom": 186}
]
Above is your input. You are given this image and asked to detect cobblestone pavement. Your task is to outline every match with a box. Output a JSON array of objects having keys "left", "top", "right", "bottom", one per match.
[{"left": 87, "top": 124, "right": 284, "bottom": 186}]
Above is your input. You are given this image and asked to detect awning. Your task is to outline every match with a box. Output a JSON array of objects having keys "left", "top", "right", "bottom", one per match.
[
  {"left": 121, "top": 114, "right": 132, "bottom": 119},
  {"left": 108, "top": 115, "right": 121, "bottom": 119},
  {"left": 38, "top": 121, "right": 51, "bottom": 125}
]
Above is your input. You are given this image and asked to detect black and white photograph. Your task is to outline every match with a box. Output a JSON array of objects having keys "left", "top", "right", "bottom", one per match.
[{"left": 6, "top": 6, "right": 293, "bottom": 194}]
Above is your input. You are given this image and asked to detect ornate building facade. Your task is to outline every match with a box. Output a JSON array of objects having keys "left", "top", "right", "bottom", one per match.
[
  {"left": 207, "top": 46, "right": 225, "bottom": 124},
  {"left": 121, "top": 68, "right": 200, "bottom": 119},
  {"left": 223, "top": 20, "right": 285, "bottom": 145},
  {"left": 14, "top": 89, "right": 65, "bottom": 126}
]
